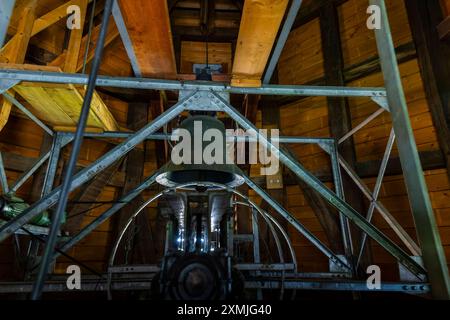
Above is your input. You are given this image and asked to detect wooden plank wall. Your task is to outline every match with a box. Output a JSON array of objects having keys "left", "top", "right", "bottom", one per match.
[{"left": 277, "top": 0, "right": 450, "bottom": 278}]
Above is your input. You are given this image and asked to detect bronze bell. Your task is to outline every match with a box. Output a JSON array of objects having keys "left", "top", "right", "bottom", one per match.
[{"left": 156, "top": 115, "right": 245, "bottom": 188}]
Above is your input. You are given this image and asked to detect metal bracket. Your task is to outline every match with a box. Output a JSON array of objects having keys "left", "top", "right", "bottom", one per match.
[
  {"left": 0, "top": 79, "right": 19, "bottom": 94},
  {"left": 179, "top": 90, "right": 230, "bottom": 112},
  {"left": 371, "top": 96, "right": 390, "bottom": 112}
]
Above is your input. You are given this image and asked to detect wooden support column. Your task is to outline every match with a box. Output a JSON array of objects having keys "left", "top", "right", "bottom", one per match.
[
  {"left": 114, "top": 103, "right": 155, "bottom": 264},
  {"left": 63, "top": 0, "right": 88, "bottom": 73},
  {"left": 319, "top": 2, "right": 368, "bottom": 265},
  {"left": 405, "top": 0, "right": 450, "bottom": 182}
]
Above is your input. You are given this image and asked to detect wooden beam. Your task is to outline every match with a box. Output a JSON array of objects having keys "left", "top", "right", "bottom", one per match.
[
  {"left": 63, "top": 0, "right": 89, "bottom": 73},
  {"left": 117, "top": 0, "right": 177, "bottom": 78},
  {"left": 0, "top": 0, "right": 94, "bottom": 58},
  {"left": 0, "top": 0, "right": 37, "bottom": 133},
  {"left": 231, "top": 0, "right": 289, "bottom": 87},
  {"left": 49, "top": 20, "right": 120, "bottom": 72},
  {"left": 261, "top": 41, "right": 417, "bottom": 107},
  {"left": 405, "top": 0, "right": 450, "bottom": 182}
]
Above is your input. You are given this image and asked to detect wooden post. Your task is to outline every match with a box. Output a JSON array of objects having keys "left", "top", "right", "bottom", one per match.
[
  {"left": 113, "top": 103, "right": 156, "bottom": 264},
  {"left": 405, "top": 0, "right": 450, "bottom": 183}
]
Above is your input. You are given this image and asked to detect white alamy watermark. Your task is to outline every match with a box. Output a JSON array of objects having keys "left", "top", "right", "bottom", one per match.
[
  {"left": 366, "top": 265, "right": 381, "bottom": 290},
  {"left": 66, "top": 265, "right": 81, "bottom": 290},
  {"left": 66, "top": 5, "right": 82, "bottom": 30},
  {"left": 367, "top": 5, "right": 381, "bottom": 30},
  {"left": 170, "top": 121, "right": 280, "bottom": 176}
]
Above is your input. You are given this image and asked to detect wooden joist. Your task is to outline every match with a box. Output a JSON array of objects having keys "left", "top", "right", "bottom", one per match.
[
  {"left": 2, "top": 64, "right": 119, "bottom": 131},
  {"left": 117, "top": 0, "right": 177, "bottom": 78},
  {"left": 49, "top": 20, "right": 120, "bottom": 73},
  {"left": 231, "top": 0, "right": 289, "bottom": 87}
]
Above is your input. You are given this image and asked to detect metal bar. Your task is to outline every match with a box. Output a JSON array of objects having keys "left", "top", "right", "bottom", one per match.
[
  {"left": 338, "top": 108, "right": 385, "bottom": 145},
  {"left": 0, "top": 152, "right": 9, "bottom": 194},
  {"left": 263, "top": 0, "right": 303, "bottom": 84},
  {"left": 357, "top": 128, "right": 395, "bottom": 266},
  {"left": 371, "top": 0, "right": 450, "bottom": 299},
  {"left": 329, "top": 141, "right": 355, "bottom": 271},
  {"left": 2, "top": 93, "right": 53, "bottom": 136},
  {"left": 112, "top": 0, "right": 141, "bottom": 77},
  {"left": 245, "top": 280, "right": 430, "bottom": 293},
  {"left": 53, "top": 172, "right": 159, "bottom": 261},
  {"left": 9, "top": 150, "right": 51, "bottom": 194},
  {"left": 0, "top": 0, "right": 15, "bottom": 47},
  {"left": 338, "top": 155, "right": 421, "bottom": 256},
  {"left": 243, "top": 173, "right": 351, "bottom": 272},
  {"left": 31, "top": 0, "right": 115, "bottom": 300},
  {"left": 0, "top": 69, "right": 387, "bottom": 97},
  {"left": 0, "top": 279, "right": 430, "bottom": 294},
  {"left": 60, "top": 131, "right": 336, "bottom": 144},
  {"left": 235, "top": 263, "right": 296, "bottom": 271},
  {"left": 0, "top": 93, "right": 190, "bottom": 243},
  {"left": 215, "top": 92, "right": 426, "bottom": 277}
]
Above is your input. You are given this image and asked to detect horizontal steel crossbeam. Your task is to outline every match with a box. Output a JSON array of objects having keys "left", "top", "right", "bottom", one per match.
[{"left": 0, "top": 69, "right": 387, "bottom": 97}]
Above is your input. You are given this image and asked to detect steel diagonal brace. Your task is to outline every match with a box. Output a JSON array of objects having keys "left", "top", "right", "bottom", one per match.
[
  {"left": 0, "top": 92, "right": 195, "bottom": 242},
  {"left": 210, "top": 91, "right": 427, "bottom": 279}
]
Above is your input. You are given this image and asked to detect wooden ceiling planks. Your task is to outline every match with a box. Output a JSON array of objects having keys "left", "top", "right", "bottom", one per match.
[
  {"left": 117, "top": 0, "right": 177, "bottom": 78},
  {"left": 231, "top": 0, "right": 289, "bottom": 87}
]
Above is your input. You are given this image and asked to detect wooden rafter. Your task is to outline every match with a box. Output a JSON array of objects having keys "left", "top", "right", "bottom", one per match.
[{"left": 231, "top": 0, "right": 289, "bottom": 87}]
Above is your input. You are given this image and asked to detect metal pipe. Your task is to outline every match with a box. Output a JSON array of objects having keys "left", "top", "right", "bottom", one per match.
[
  {"left": 371, "top": 0, "right": 450, "bottom": 299},
  {"left": 82, "top": 0, "right": 96, "bottom": 74},
  {"left": 0, "top": 69, "right": 388, "bottom": 97},
  {"left": 338, "top": 154, "right": 421, "bottom": 256},
  {"left": 31, "top": 0, "right": 115, "bottom": 299},
  {"left": 263, "top": 0, "right": 303, "bottom": 84},
  {"left": 2, "top": 93, "right": 53, "bottom": 136}
]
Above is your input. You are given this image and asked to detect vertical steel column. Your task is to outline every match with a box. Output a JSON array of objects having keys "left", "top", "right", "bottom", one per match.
[
  {"left": 41, "top": 134, "right": 71, "bottom": 197},
  {"left": 216, "top": 93, "right": 425, "bottom": 277},
  {"left": 251, "top": 209, "right": 263, "bottom": 300},
  {"left": 329, "top": 141, "right": 355, "bottom": 272},
  {"left": 0, "top": 152, "right": 9, "bottom": 194},
  {"left": 371, "top": 0, "right": 450, "bottom": 299},
  {"left": 31, "top": 0, "right": 115, "bottom": 299},
  {"left": 0, "top": 0, "right": 15, "bottom": 47}
]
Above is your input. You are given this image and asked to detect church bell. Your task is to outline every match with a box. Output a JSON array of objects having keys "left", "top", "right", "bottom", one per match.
[{"left": 156, "top": 115, "right": 245, "bottom": 189}]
